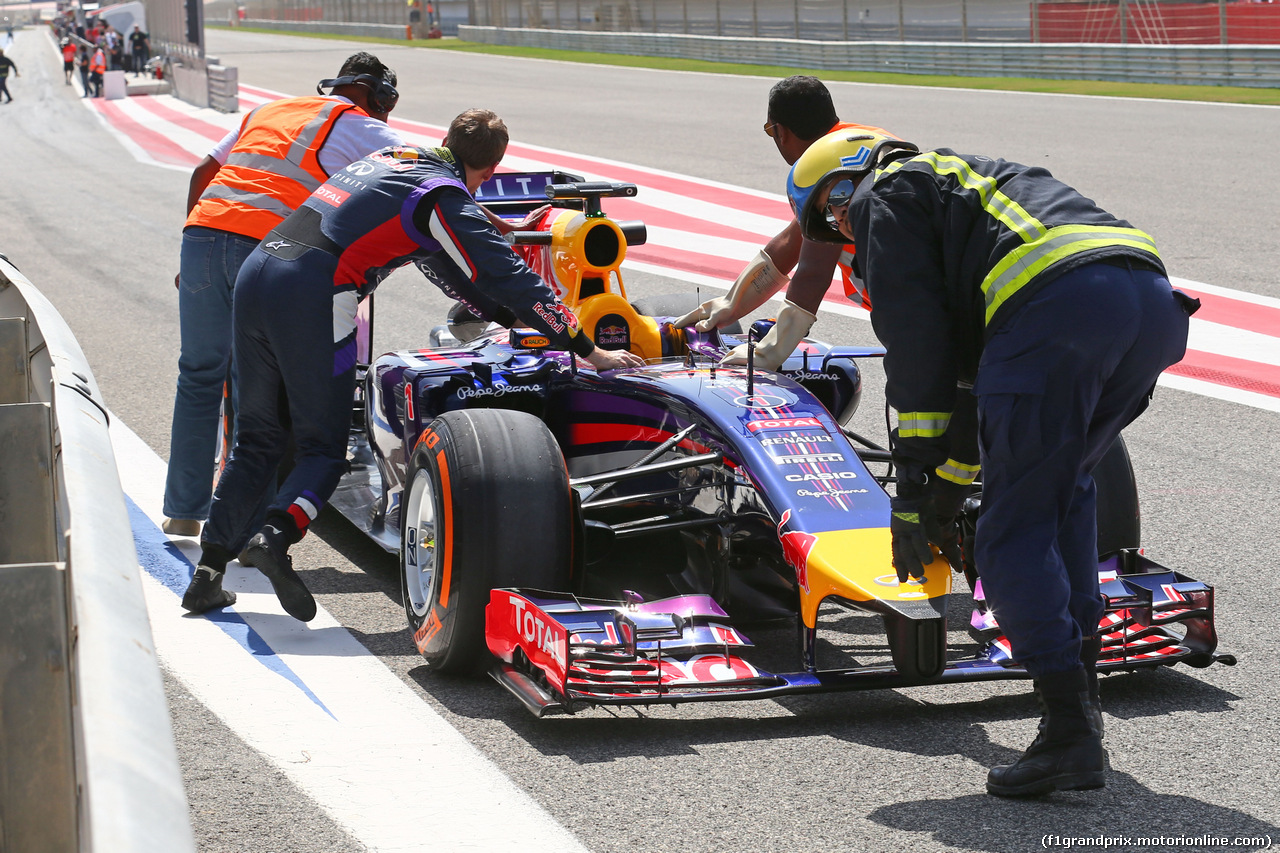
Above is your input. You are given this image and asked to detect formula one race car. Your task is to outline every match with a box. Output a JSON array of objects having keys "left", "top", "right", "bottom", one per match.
[{"left": 331, "top": 173, "right": 1235, "bottom": 716}]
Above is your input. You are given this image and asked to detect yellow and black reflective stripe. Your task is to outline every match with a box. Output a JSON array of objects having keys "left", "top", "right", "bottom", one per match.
[
  {"left": 898, "top": 411, "right": 950, "bottom": 438},
  {"left": 981, "top": 224, "right": 1161, "bottom": 326},
  {"left": 936, "top": 458, "right": 980, "bottom": 485},
  {"left": 877, "top": 152, "right": 1045, "bottom": 242}
]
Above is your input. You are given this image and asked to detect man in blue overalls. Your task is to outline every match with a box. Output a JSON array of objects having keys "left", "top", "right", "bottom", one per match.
[
  {"left": 183, "top": 109, "right": 641, "bottom": 622},
  {"left": 788, "top": 129, "right": 1198, "bottom": 797}
]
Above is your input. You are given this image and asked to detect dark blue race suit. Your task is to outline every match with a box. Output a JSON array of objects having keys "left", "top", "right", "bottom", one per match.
[
  {"left": 202, "top": 146, "right": 596, "bottom": 554},
  {"left": 846, "top": 149, "right": 1197, "bottom": 678}
]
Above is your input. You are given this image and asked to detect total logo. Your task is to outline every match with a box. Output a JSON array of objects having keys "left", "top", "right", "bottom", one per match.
[
  {"left": 508, "top": 595, "right": 567, "bottom": 669},
  {"left": 314, "top": 185, "right": 350, "bottom": 207},
  {"left": 746, "top": 417, "right": 824, "bottom": 433},
  {"left": 785, "top": 471, "right": 858, "bottom": 482}
]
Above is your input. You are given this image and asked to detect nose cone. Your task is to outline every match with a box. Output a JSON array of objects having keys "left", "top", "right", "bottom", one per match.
[{"left": 789, "top": 527, "right": 951, "bottom": 628}]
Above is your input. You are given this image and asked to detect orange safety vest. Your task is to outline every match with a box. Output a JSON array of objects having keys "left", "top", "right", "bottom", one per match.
[
  {"left": 185, "top": 97, "right": 362, "bottom": 240},
  {"left": 829, "top": 120, "right": 897, "bottom": 311},
  {"left": 89, "top": 50, "right": 106, "bottom": 74}
]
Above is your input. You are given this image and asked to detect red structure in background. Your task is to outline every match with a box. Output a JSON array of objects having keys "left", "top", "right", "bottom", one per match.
[{"left": 1037, "top": 1, "right": 1280, "bottom": 45}]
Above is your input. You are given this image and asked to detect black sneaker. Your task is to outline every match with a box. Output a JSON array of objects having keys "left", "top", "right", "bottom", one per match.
[
  {"left": 181, "top": 565, "right": 237, "bottom": 614},
  {"left": 245, "top": 525, "right": 316, "bottom": 622}
]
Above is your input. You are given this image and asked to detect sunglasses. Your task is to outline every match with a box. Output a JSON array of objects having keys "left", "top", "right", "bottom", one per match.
[
  {"left": 823, "top": 178, "right": 856, "bottom": 226},
  {"left": 763, "top": 121, "right": 778, "bottom": 138}
]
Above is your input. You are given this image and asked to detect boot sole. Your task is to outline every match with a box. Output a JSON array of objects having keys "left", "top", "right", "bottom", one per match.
[
  {"left": 181, "top": 588, "right": 237, "bottom": 615},
  {"left": 248, "top": 543, "right": 317, "bottom": 622},
  {"left": 986, "top": 771, "right": 1106, "bottom": 798}
]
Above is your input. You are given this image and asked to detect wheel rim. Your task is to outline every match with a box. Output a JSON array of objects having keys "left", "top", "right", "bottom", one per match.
[{"left": 402, "top": 468, "right": 437, "bottom": 618}]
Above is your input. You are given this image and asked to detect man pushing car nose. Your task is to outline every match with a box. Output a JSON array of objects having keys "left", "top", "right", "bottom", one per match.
[{"left": 182, "top": 108, "right": 642, "bottom": 623}]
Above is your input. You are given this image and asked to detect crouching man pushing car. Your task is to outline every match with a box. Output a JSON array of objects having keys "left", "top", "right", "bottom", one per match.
[
  {"left": 788, "top": 130, "right": 1198, "bottom": 797},
  {"left": 183, "top": 108, "right": 643, "bottom": 621}
]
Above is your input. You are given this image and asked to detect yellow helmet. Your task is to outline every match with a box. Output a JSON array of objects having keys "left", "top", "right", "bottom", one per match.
[{"left": 787, "top": 130, "right": 919, "bottom": 243}]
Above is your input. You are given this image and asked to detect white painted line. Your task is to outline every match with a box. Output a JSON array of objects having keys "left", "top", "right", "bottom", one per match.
[
  {"left": 109, "top": 418, "right": 588, "bottom": 853},
  {"left": 1157, "top": 373, "right": 1280, "bottom": 414},
  {"left": 1189, "top": 319, "right": 1280, "bottom": 368}
]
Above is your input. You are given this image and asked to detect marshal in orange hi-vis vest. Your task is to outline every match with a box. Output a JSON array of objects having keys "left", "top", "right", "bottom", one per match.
[{"left": 185, "top": 97, "right": 363, "bottom": 240}]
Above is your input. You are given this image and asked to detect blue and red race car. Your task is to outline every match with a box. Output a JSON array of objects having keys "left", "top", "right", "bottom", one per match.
[{"left": 330, "top": 173, "right": 1235, "bottom": 716}]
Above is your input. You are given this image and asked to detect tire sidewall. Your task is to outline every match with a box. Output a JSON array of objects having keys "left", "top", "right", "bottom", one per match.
[{"left": 400, "top": 409, "right": 572, "bottom": 673}]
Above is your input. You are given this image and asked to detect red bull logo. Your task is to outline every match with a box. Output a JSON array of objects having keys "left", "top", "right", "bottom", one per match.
[{"left": 777, "top": 509, "right": 817, "bottom": 593}]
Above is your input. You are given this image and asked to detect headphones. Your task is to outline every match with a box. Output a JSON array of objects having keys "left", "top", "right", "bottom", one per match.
[{"left": 317, "top": 73, "right": 399, "bottom": 115}]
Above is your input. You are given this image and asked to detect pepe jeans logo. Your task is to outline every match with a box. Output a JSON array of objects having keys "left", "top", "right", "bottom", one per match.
[{"left": 456, "top": 383, "right": 545, "bottom": 400}]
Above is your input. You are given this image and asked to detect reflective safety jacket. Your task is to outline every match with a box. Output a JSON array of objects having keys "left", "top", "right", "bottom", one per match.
[
  {"left": 185, "top": 97, "right": 361, "bottom": 240},
  {"left": 88, "top": 50, "right": 106, "bottom": 74},
  {"left": 263, "top": 146, "right": 598, "bottom": 358},
  {"left": 846, "top": 149, "right": 1164, "bottom": 485}
]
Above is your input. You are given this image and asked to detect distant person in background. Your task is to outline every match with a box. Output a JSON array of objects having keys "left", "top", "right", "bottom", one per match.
[
  {"left": 129, "top": 25, "right": 149, "bottom": 76},
  {"left": 76, "top": 45, "right": 90, "bottom": 96},
  {"left": 0, "top": 48, "right": 18, "bottom": 103},
  {"left": 88, "top": 44, "right": 105, "bottom": 96},
  {"left": 61, "top": 38, "right": 77, "bottom": 84},
  {"left": 102, "top": 23, "right": 119, "bottom": 68}
]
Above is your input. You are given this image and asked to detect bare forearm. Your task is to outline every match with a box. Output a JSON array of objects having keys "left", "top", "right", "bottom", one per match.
[{"left": 185, "top": 156, "right": 223, "bottom": 214}]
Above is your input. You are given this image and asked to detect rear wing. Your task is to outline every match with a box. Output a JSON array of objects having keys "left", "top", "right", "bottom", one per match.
[{"left": 476, "top": 170, "right": 587, "bottom": 218}]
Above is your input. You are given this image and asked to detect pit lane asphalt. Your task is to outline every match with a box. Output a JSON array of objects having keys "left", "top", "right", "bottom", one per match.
[{"left": 3, "top": 26, "right": 1279, "bottom": 853}]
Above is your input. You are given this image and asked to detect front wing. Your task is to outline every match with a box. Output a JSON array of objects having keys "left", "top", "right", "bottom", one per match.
[{"left": 484, "top": 554, "right": 1235, "bottom": 717}]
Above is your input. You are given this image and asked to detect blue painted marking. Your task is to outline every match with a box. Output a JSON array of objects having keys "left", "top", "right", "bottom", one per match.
[
  {"left": 126, "top": 496, "right": 337, "bottom": 720},
  {"left": 840, "top": 148, "right": 871, "bottom": 168}
]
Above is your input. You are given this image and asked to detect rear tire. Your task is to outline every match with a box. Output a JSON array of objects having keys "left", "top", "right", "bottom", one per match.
[
  {"left": 632, "top": 293, "right": 744, "bottom": 336},
  {"left": 401, "top": 409, "right": 572, "bottom": 674}
]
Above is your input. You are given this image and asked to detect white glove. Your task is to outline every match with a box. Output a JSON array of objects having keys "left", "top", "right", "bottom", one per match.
[
  {"left": 720, "top": 300, "right": 818, "bottom": 372},
  {"left": 672, "top": 250, "right": 789, "bottom": 331}
]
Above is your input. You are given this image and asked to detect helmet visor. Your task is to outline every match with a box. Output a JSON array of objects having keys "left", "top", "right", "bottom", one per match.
[{"left": 822, "top": 178, "right": 856, "bottom": 230}]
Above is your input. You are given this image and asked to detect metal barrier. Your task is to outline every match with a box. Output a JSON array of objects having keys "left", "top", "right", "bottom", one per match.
[
  {"left": 0, "top": 254, "right": 196, "bottom": 853},
  {"left": 233, "top": 17, "right": 410, "bottom": 38},
  {"left": 457, "top": 24, "right": 1280, "bottom": 86}
]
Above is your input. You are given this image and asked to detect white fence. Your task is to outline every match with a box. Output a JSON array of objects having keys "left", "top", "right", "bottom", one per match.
[{"left": 458, "top": 23, "right": 1280, "bottom": 86}]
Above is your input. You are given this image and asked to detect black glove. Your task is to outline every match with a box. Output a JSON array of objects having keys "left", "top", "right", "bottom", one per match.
[
  {"left": 928, "top": 477, "right": 972, "bottom": 574},
  {"left": 890, "top": 495, "right": 938, "bottom": 583}
]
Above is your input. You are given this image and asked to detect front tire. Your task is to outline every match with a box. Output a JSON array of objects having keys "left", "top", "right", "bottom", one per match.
[
  {"left": 401, "top": 409, "right": 572, "bottom": 674},
  {"left": 1093, "top": 434, "right": 1140, "bottom": 557}
]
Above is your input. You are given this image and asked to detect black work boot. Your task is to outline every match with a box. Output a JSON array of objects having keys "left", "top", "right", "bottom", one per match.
[
  {"left": 181, "top": 564, "right": 237, "bottom": 614},
  {"left": 987, "top": 668, "right": 1106, "bottom": 797},
  {"left": 244, "top": 517, "right": 316, "bottom": 622},
  {"left": 1080, "top": 634, "right": 1104, "bottom": 736},
  {"left": 1035, "top": 636, "right": 1105, "bottom": 737}
]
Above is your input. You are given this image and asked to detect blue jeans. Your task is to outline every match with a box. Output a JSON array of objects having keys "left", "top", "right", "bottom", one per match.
[
  {"left": 163, "top": 226, "right": 259, "bottom": 520},
  {"left": 972, "top": 262, "right": 1192, "bottom": 679}
]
